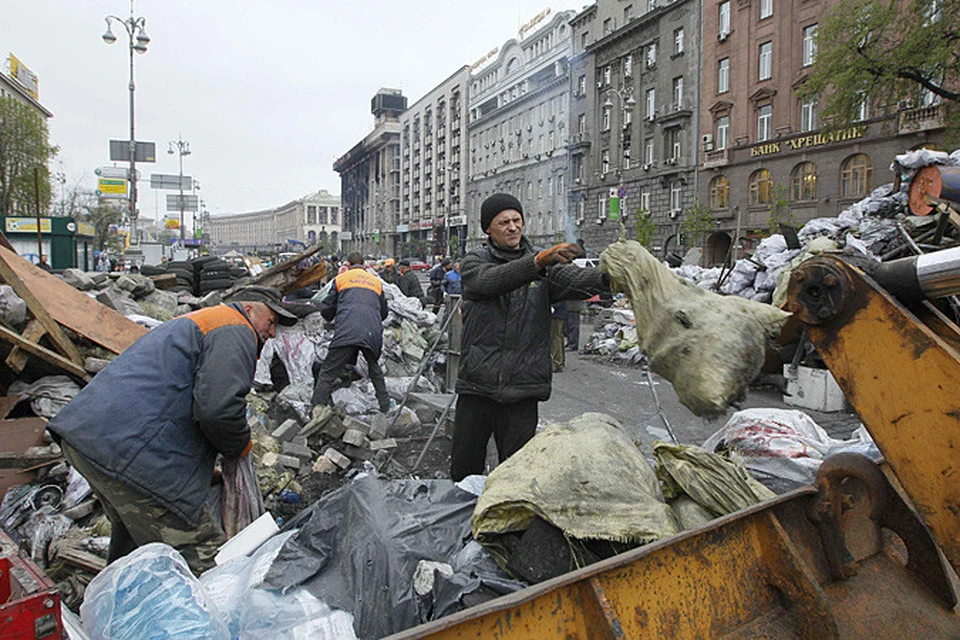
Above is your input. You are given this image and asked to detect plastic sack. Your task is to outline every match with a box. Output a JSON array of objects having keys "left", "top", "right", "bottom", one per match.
[
  {"left": 654, "top": 442, "right": 776, "bottom": 517},
  {"left": 200, "top": 531, "right": 357, "bottom": 639},
  {"left": 221, "top": 454, "right": 265, "bottom": 538},
  {"left": 8, "top": 375, "right": 81, "bottom": 418},
  {"left": 702, "top": 408, "right": 873, "bottom": 485},
  {"left": 601, "top": 240, "right": 788, "bottom": 418},
  {"left": 0, "top": 285, "right": 27, "bottom": 327},
  {"left": 80, "top": 543, "right": 230, "bottom": 639},
  {"left": 473, "top": 413, "right": 679, "bottom": 567}
]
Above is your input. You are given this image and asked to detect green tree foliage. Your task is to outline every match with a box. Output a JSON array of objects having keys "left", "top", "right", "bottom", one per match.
[
  {"left": 679, "top": 202, "right": 714, "bottom": 248},
  {"left": 634, "top": 208, "right": 655, "bottom": 247},
  {"left": 0, "top": 96, "right": 58, "bottom": 216},
  {"left": 766, "top": 184, "right": 796, "bottom": 236},
  {"left": 801, "top": 0, "right": 959, "bottom": 136}
]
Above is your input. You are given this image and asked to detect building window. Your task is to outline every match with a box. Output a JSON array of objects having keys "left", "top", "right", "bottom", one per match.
[
  {"left": 759, "top": 41, "right": 772, "bottom": 80},
  {"left": 718, "top": 58, "right": 730, "bottom": 94},
  {"left": 841, "top": 154, "right": 873, "bottom": 198},
  {"left": 602, "top": 106, "right": 611, "bottom": 131},
  {"left": 670, "top": 180, "right": 683, "bottom": 212},
  {"left": 716, "top": 115, "right": 730, "bottom": 150},
  {"left": 577, "top": 75, "right": 586, "bottom": 95},
  {"left": 800, "top": 95, "right": 818, "bottom": 132},
  {"left": 645, "top": 88, "right": 656, "bottom": 119},
  {"left": 623, "top": 144, "right": 632, "bottom": 169},
  {"left": 646, "top": 43, "right": 657, "bottom": 68},
  {"left": 603, "top": 65, "right": 612, "bottom": 85},
  {"left": 719, "top": 1, "right": 731, "bottom": 36},
  {"left": 640, "top": 188, "right": 650, "bottom": 213},
  {"left": 624, "top": 54, "right": 633, "bottom": 77},
  {"left": 674, "top": 27, "right": 684, "bottom": 55},
  {"left": 598, "top": 193, "right": 606, "bottom": 218},
  {"left": 602, "top": 149, "right": 610, "bottom": 174},
  {"left": 749, "top": 169, "right": 774, "bottom": 205},
  {"left": 791, "top": 162, "right": 818, "bottom": 201},
  {"left": 581, "top": 32, "right": 589, "bottom": 50},
  {"left": 760, "top": 0, "right": 773, "bottom": 20},
  {"left": 624, "top": 5, "right": 633, "bottom": 23},
  {"left": 644, "top": 138, "right": 654, "bottom": 165},
  {"left": 710, "top": 175, "right": 730, "bottom": 209},
  {"left": 558, "top": 174, "right": 564, "bottom": 193},
  {"left": 578, "top": 113, "right": 586, "bottom": 134},
  {"left": 757, "top": 104, "right": 772, "bottom": 141},
  {"left": 672, "top": 76, "right": 684, "bottom": 110},
  {"left": 527, "top": 181, "right": 533, "bottom": 199},
  {"left": 855, "top": 93, "right": 870, "bottom": 121},
  {"left": 603, "top": 18, "right": 613, "bottom": 34},
  {"left": 802, "top": 24, "right": 818, "bottom": 66},
  {"left": 666, "top": 128, "right": 681, "bottom": 161}
]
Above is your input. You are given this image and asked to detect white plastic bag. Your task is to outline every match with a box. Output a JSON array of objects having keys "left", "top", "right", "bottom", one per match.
[{"left": 80, "top": 543, "right": 230, "bottom": 639}]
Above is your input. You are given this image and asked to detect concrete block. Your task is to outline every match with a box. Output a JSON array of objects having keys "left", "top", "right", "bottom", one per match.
[
  {"left": 84, "top": 357, "right": 110, "bottom": 374},
  {"left": 282, "top": 441, "right": 314, "bottom": 461},
  {"left": 273, "top": 453, "right": 301, "bottom": 470},
  {"left": 323, "top": 447, "right": 351, "bottom": 469},
  {"left": 272, "top": 418, "right": 300, "bottom": 442},
  {"left": 339, "top": 443, "right": 373, "bottom": 461},
  {"left": 368, "top": 438, "right": 397, "bottom": 451},
  {"left": 369, "top": 413, "right": 389, "bottom": 440},
  {"left": 290, "top": 435, "right": 309, "bottom": 448},
  {"left": 342, "top": 416, "right": 370, "bottom": 434},
  {"left": 312, "top": 456, "right": 338, "bottom": 474},
  {"left": 342, "top": 428, "right": 367, "bottom": 447}
]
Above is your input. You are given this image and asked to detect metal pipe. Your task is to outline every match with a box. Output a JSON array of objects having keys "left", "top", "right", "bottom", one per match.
[{"left": 917, "top": 247, "right": 960, "bottom": 299}]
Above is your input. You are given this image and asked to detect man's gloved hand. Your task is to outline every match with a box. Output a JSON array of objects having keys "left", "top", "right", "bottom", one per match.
[{"left": 535, "top": 243, "right": 585, "bottom": 269}]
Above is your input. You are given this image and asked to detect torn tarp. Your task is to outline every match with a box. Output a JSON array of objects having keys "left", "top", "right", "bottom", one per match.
[{"left": 263, "top": 474, "right": 524, "bottom": 639}]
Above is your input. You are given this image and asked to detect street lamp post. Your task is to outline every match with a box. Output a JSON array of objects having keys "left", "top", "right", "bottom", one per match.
[
  {"left": 168, "top": 137, "right": 191, "bottom": 242},
  {"left": 102, "top": 1, "right": 150, "bottom": 245},
  {"left": 602, "top": 87, "right": 636, "bottom": 183}
]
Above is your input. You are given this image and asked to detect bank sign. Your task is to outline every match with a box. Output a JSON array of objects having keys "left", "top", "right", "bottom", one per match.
[{"left": 750, "top": 125, "right": 868, "bottom": 158}]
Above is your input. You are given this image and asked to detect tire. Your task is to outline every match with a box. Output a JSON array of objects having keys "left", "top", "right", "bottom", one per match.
[
  {"left": 168, "top": 268, "right": 194, "bottom": 282},
  {"left": 190, "top": 256, "right": 219, "bottom": 267},
  {"left": 229, "top": 267, "right": 248, "bottom": 278},
  {"left": 199, "top": 276, "right": 232, "bottom": 290},
  {"left": 201, "top": 259, "right": 230, "bottom": 272},
  {"left": 140, "top": 265, "right": 166, "bottom": 276}
]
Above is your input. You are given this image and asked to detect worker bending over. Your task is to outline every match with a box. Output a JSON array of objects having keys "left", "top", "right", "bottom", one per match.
[
  {"left": 312, "top": 251, "right": 391, "bottom": 413},
  {"left": 48, "top": 286, "right": 297, "bottom": 574}
]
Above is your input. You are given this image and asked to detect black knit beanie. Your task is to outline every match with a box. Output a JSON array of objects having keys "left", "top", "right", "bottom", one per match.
[{"left": 480, "top": 193, "right": 524, "bottom": 233}]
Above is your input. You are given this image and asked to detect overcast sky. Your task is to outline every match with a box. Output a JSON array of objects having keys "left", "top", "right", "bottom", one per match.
[{"left": 2, "top": 0, "right": 581, "bottom": 224}]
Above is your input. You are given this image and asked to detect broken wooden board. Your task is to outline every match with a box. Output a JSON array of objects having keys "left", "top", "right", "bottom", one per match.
[
  {"left": 5, "top": 320, "right": 45, "bottom": 373},
  {"left": 0, "top": 324, "right": 91, "bottom": 382},
  {"left": 220, "top": 243, "right": 327, "bottom": 298},
  {"left": 0, "top": 416, "right": 48, "bottom": 496},
  {"left": 0, "top": 245, "right": 146, "bottom": 355}
]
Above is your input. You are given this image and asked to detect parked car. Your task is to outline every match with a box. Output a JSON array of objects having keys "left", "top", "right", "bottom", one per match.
[{"left": 403, "top": 258, "right": 430, "bottom": 271}]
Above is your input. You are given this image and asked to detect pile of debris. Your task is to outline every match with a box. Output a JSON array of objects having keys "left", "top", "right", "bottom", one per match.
[
  {"left": 673, "top": 148, "right": 960, "bottom": 304},
  {"left": 583, "top": 148, "right": 960, "bottom": 363}
]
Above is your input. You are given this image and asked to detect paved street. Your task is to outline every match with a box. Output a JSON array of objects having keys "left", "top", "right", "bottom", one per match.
[{"left": 540, "top": 317, "right": 862, "bottom": 455}]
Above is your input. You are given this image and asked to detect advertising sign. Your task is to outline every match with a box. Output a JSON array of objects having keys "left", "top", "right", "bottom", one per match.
[
  {"left": 165, "top": 215, "right": 180, "bottom": 229},
  {"left": 418, "top": 220, "right": 434, "bottom": 230},
  {"left": 340, "top": 231, "right": 353, "bottom": 241},
  {"left": 5, "top": 218, "right": 52, "bottom": 233},
  {"left": 447, "top": 215, "right": 466, "bottom": 227},
  {"left": 97, "top": 178, "right": 128, "bottom": 195},
  {"left": 608, "top": 188, "right": 620, "bottom": 221},
  {"left": 395, "top": 224, "right": 410, "bottom": 233},
  {"left": 77, "top": 222, "right": 97, "bottom": 236},
  {"left": 8, "top": 54, "right": 39, "bottom": 99}
]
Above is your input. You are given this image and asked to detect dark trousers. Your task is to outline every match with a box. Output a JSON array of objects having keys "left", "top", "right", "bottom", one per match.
[
  {"left": 312, "top": 345, "right": 390, "bottom": 412},
  {"left": 566, "top": 310, "right": 581, "bottom": 349},
  {"left": 450, "top": 394, "right": 538, "bottom": 481}
]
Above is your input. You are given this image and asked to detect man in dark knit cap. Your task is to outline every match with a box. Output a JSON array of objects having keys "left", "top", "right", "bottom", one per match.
[{"left": 450, "top": 193, "right": 609, "bottom": 481}]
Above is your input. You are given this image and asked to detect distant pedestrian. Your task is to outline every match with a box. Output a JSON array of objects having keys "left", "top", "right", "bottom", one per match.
[
  {"left": 312, "top": 252, "right": 391, "bottom": 413},
  {"left": 381, "top": 258, "right": 396, "bottom": 285},
  {"left": 550, "top": 301, "right": 567, "bottom": 372},
  {"left": 442, "top": 262, "right": 462, "bottom": 295},
  {"left": 428, "top": 258, "right": 452, "bottom": 313},
  {"left": 396, "top": 259, "right": 424, "bottom": 300}
]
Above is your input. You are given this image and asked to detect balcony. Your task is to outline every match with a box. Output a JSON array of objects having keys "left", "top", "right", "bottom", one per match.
[
  {"left": 703, "top": 148, "right": 730, "bottom": 169},
  {"left": 899, "top": 103, "right": 947, "bottom": 135},
  {"left": 569, "top": 132, "right": 591, "bottom": 152}
]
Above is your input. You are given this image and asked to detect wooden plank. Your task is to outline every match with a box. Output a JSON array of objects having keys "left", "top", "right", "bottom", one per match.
[
  {"left": 0, "top": 254, "right": 85, "bottom": 366},
  {"left": 0, "top": 452, "right": 61, "bottom": 469},
  {"left": 0, "top": 245, "right": 146, "bottom": 354},
  {"left": 5, "top": 319, "right": 46, "bottom": 373},
  {"left": 0, "top": 323, "right": 91, "bottom": 382}
]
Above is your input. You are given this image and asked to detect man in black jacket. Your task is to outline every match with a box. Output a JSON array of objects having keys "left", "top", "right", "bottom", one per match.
[
  {"left": 396, "top": 259, "right": 425, "bottom": 300},
  {"left": 312, "top": 252, "right": 391, "bottom": 412},
  {"left": 451, "top": 193, "right": 608, "bottom": 481}
]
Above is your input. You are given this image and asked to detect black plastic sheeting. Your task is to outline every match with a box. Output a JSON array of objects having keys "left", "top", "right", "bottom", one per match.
[{"left": 263, "top": 474, "right": 526, "bottom": 638}]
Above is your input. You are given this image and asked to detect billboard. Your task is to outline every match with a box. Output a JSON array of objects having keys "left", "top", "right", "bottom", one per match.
[
  {"left": 5, "top": 218, "right": 52, "bottom": 233},
  {"left": 165, "top": 215, "right": 180, "bottom": 229},
  {"left": 8, "top": 54, "right": 38, "bottom": 99}
]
